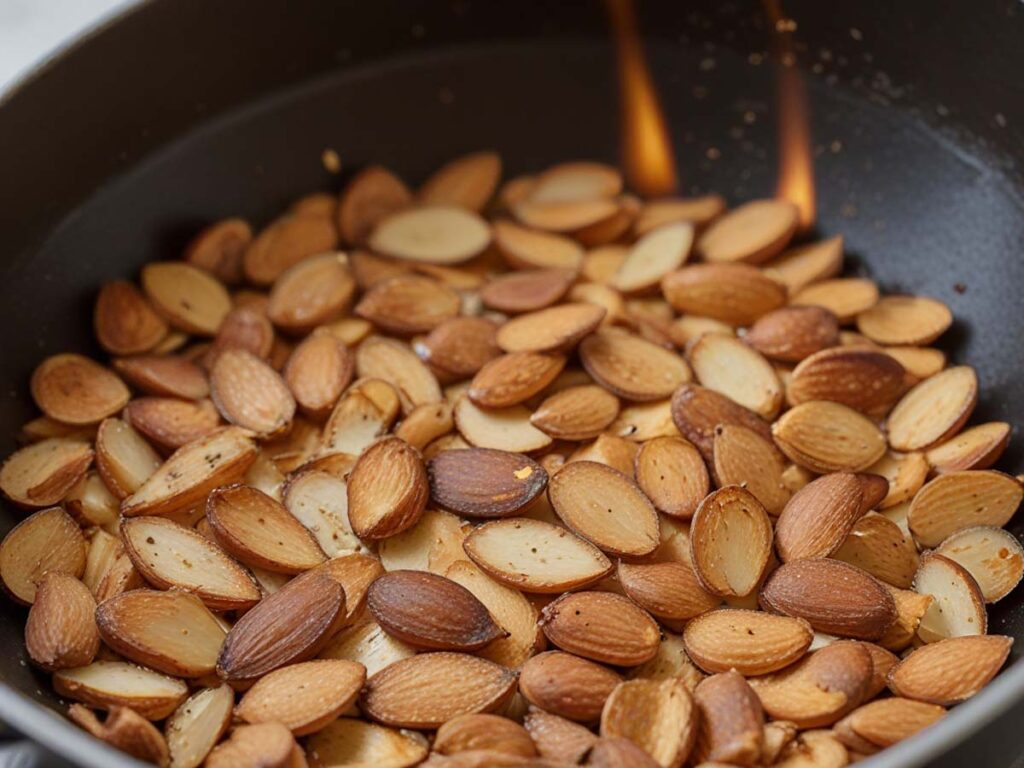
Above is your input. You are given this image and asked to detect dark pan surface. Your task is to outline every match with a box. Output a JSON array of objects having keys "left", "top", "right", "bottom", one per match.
[{"left": 1, "top": 1, "right": 1024, "bottom": 766}]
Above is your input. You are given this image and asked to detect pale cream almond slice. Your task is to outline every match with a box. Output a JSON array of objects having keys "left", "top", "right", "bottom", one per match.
[
  {"left": 205, "top": 722, "right": 303, "bottom": 768},
  {"left": 95, "top": 418, "right": 161, "bottom": 500},
  {"left": 684, "top": 609, "right": 813, "bottom": 676},
  {"left": 661, "top": 263, "right": 788, "bottom": 326},
  {"left": 617, "top": 560, "right": 720, "bottom": 621},
  {"left": 463, "top": 517, "right": 611, "bottom": 593},
  {"left": 427, "top": 448, "right": 547, "bottom": 519},
  {"left": 887, "top": 635, "right": 1012, "bottom": 706},
  {"left": 141, "top": 262, "right": 232, "bottom": 335},
  {"left": 568, "top": 433, "right": 639, "bottom": 477},
  {"left": 121, "top": 427, "right": 258, "bottom": 518},
  {"left": 884, "top": 345, "right": 946, "bottom": 383},
  {"left": 527, "top": 161, "right": 622, "bottom": 203},
  {"left": 266, "top": 252, "right": 356, "bottom": 334},
  {"left": 418, "top": 151, "right": 502, "bottom": 211},
  {"left": 244, "top": 209, "right": 339, "bottom": 285},
  {"left": 320, "top": 389, "right": 394, "bottom": 458},
  {"left": 611, "top": 222, "right": 694, "bottom": 294},
  {"left": 670, "top": 384, "right": 773, "bottom": 461},
  {"left": 692, "top": 671, "right": 765, "bottom": 765},
  {"left": 282, "top": 470, "right": 365, "bottom": 558},
  {"left": 600, "top": 678, "right": 697, "bottom": 768},
  {"left": 210, "top": 349, "right": 296, "bottom": 438},
  {"left": 690, "top": 486, "right": 772, "bottom": 598},
  {"left": 791, "top": 277, "right": 879, "bottom": 323},
  {"left": 856, "top": 295, "right": 953, "bottom": 346},
  {"left": 356, "top": 336, "right": 443, "bottom": 414},
  {"left": 531, "top": 385, "right": 620, "bottom": 441},
  {"left": 31, "top": 354, "right": 130, "bottom": 426},
  {"left": 369, "top": 205, "right": 491, "bottom": 264},
  {"left": 634, "top": 195, "right": 726, "bottom": 236},
  {"left": 762, "top": 235, "right": 843, "bottom": 293},
  {"left": 25, "top": 573, "right": 99, "bottom": 671},
  {"left": 433, "top": 713, "right": 535, "bottom": 757},
  {"left": 468, "top": 352, "right": 566, "bottom": 408},
  {"left": 0, "top": 438, "right": 93, "bottom": 509},
  {"left": 317, "top": 317, "right": 374, "bottom": 347},
  {"left": 492, "top": 219, "right": 585, "bottom": 270},
  {"left": 377, "top": 508, "right": 468, "bottom": 574},
  {"left": 454, "top": 397, "right": 553, "bottom": 453},
  {"left": 879, "top": 586, "right": 932, "bottom": 652},
  {"left": 94, "top": 280, "right": 168, "bottom": 355},
  {"left": 887, "top": 366, "right": 978, "bottom": 451},
  {"left": 96, "top": 589, "right": 226, "bottom": 677},
  {"left": 774, "top": 472, "right": 865, "bottom": 562},
  {"left": 689, "top": 333, "right": 782, "bottom": 419},
  {"left": 607, "top": 399, "right": 678, "bottom": 442},
  {"left": 935, "top": 525, "right": 1024, "bottom": 603},
  {"left": 908, "top": 470, "right": 1022, "bottom": 548},
  {"left": 307, "top": 717, "right": 427, "bottom": 768},
  {"left": 581, "top": 244, "right": 628, "bottom": 283},
  {"left": 124, "top": 397, "right": 221, "bottom": 452},
  {"left": 283, "top": 335, "right": 354, "bottom": 420},
  {"left": 361, "top": 652, "right": 516, "bottom": 728},
  {"left": 337, "top": 165, "right": 413, "bottom": 246},
  {"left": 697, "top": 199, "right": 798, "bottom": 264},
  {"left": 834, "top": 512, "right": 919, "bottom": 589},
  {"left": 868, "top": 451, "right": 929, "bottom": 509},
  {"left": 926, "top": 422, "right": 1010, "bottom": 474},
  {"left": 773, "top": 400, "right": 887, "bottom": 473},
  {"left": 479, "top": 269, "right": 576, "bottom": 314},
  {"left": 569, "top": 283, "right": 626, "bottom": 325},
  {"left": 712, "top": 424, "right": 790, "bottom": 515},
  {"left": 634, "top": 436, "right": 709, "bottom": 519},
  {"left": 745, "top": 305, "right": 840, "bottom": 363},
  {"left": 165, "top": 685, "right": 234, "bottom": 768},
  {"left": 513, "top": 198, "right": 621, "bottom": 234},
  {"left": 548, "top": 460, "right": 660, "bottom": 557},
  {"left": 355, "top": 274, "right": 460, "bottom": 336},
  {"left": 788, "top": 347, "right": 906, "bottom": 416},
  {"left": 540, "top": 590, "right": 659, "bottom": 666},
  {"left": 53, "top": 661, "right": 188, "bottom": 720},
  {"left": 836, "top": 697, "right": 945, "bottom": 750},
  {"left": 17, "top": 416, "right": 96, "bottom": 444},
  {"left": 914, "top": 553, "right": 987, "bottom": 643},
  {"left": 417, "top": 317, "right": 502, "bottom": 379},
  {"left": 82, "top": 530, "right": 121, "bottom": 594},
  {"left": 184, "top": 217, "right": 251, "bottom": 284},
  {"left": 519, "top": 651, "right": 621, "bottom": 723},
  {"left": 347, "top": 437, "right": 428, "bottom": 540},
  {"left": 496, "top": 304, "right": 606, "bottom": 354},
  {"left": 318, "top": 616, "right": 416, "bottom": 676},
  {"left": 580, "top": 328, "right": 691, "bottom": 402},
  {"left": 0, "top": 507, "right": 86, "bottom": 604}
]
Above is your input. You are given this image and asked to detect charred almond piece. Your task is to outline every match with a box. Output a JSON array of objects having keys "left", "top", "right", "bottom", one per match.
[
  {"left": 712, "top": 424, "right": 790, "bottom": 515},
  {"left": 434, "top": 713, "right": 535, "bottom": 757},
  {"left": 692, "top": 671, "right": 765, "bottom": 766},
  {"left": 531, "top": 385, "right": 620, "bottom": 441},
  {"left": 857, "top": 295, "right": 953, "bottom": 346},
  {"left": 618, "top": 559, "right": 719, "bottom": 621},
  {"left": 760, "top": 559, "right": 896, "bottom": 640},
  {"left": 53, "top": 661, "right": 188, "bottom": 720},
  {"left": 454, "top": 397, "right": 553, "bottom": 453},
  {"left": 165, "top": 686, "right": 233, "bottom": 768},
  {"left": 25, "top": 573, "right": 98, "bottom": 670},
  {"left": 600, "top": 678, "right": 697, "bottom": 768},
  {"left": 463, "top": 518, "right": 611, "bottom": 593},
  {"left": 548, "top": 461, "right": 660, "bottom": 557},
  {"left": 744, "top": 306, "right": 839, "bottom": 363},
  {"left": 184, "top": 217, "right": 251, "bottom": 284},
  {"left": 244, "top": 211, "right": 339, "bottom": 286},
  {"left": 580, "top": 329, "right": 691, "bottom": 402},
  {"left": 835, "top": 697, "right": 945, "bottom": 750},
  {"left": 888, "top": 635, "right": 1011, "bottom": 705},
  {"left": 634, "top": 436, "right": 709, "bottom": 519},
  {"left": 418, "top": 317, "right": 502, "bottom": 379},
  {"left": 95, "top": 418, "right": 161, "bottom": 499},
  {"left": 886, "top": 366, "right": 978, "bottom": 451},
  {"left": 496, "top": 303, "right": 606, "bottom": 354},
  {"left": 236, "top": 659, "right": 365, "bottom": 735},
  {"left": 284, "top": 335, "right": 354, "bottom": 419},
  {"left": 762, "top": 235, "right": 843, "bottom": 292},
  {"left": 480, "top": 269, "right": 576, "bottom": 314},
  {"left": 908, "top": 470, "right": 1022, "bottom": 547},
  {"left": 121, "top": 516, "right": 260, "bottom": 610},
  {"left": 121, "top": 427, "right": 257, "bottom": 518},
  {"left": 926, "top": 422, "right": 1011, "bottom": 474},
  {"left": 377, "top": 507, "right": 466, "bottom": 574},
  {"left": 356, "top": 336, "right": 443, "bottom": 414},
  {"left": 773, "top": 400, "right": 887, "bottom": 473},
  {"left": 690, "top": 486, "right": 772, "bottom": 598},
  {"left": 539, "top": 591, "right": 659, "bottom": 666},
  {"left": 94, "top": 281, "right": 168, "bottom": 355},
  {"left": 525, "top": 712, "right": 598, "bottom": 764},
  {"left": 492, "top": 219, "right": 585, "bottom": 270},
  {"left": 697, "top": 199, "right": 798, "bottom": 264},
  {"left": 367, "top": 570, "right": 505, "bottom": 651},
  {"left": 0, "top": 438, "right": 93, "bottom": 508},
  {"left": 428, "top": 448, "right": 547, "bottom": 518},
  {"left": 307, "top": 718, "right": 427, "bottom": 768},
  {"left": 369, "top": 205, "right": 491, "bottom": 264},
  {"left": 611, "top": 222, "right": 694, "bottom": 293},
  {"left": 670, "top": 384, "right": 773, "bottom": 461},
  {"left": 124, "top": 397, "right": 220, "bottom": 452},
  {"left": 419, "top": 151, "right": 501, "bottom": 212},
  {"left": 205, "top": 722, "right": 302, "bottom": 768},
  {"left": 361, "top": 652, "right": 516, "bottom": 728},
  {"left": 834, "top": 512, "right": 918, "bottom": 589},
  {"left": 207, "top": 485, "right": 326, "bottom": 573},
  {"left": 689, "top": 333, "right": 782, "bottom": 419},
  {"left": 356, "top": 274, "right": 460, "bottom": 335},
  {"left": 68, "top": 705, "right": 169, "bottom": 766},
  {"left": 210, "top": 349, "right": 295, "bottom": 438},
  {"left": 468, "top": 352, "right": 566, "bottom": 407},
  {"left": 935, "top": 525, "right": 1024, "bottom": 603},
  {"left": 338, "top": 165, "right": 413, "bottom": 246},
  {"left": 95, "top": 589, "right": 225, "bottom": 677},
  {"left": 347, "top": 437, "right": 428, "bottom": 540},
  {"left": 661, "top": 263, "right": 787, "bottom": 326},
  {"left": 913, "top": 553, "right": 987, "bottom": 642},
  {"left": 683, "top": 609, "right": 813, "bottom": 676},
  {"left": 31, "top": 354, "right": 130, "bottom": 426},
  {"left": 141, "top": 262, "right": 231, "bottom": 335},
  {"left": 791, "top": 278, "right": 879, "bottom": 323},
  {"left": 789, "top": 347, "right": 905, "bottom": 416},
  {"left": 519, "top": 651, "right": 622, "bottom": 723},
  {"left": 774, "top": 472, "right": 865, "bottom": 562},
  {"left": 879, "top": 587, "right": 932, "bottom": 652},
  {"left": 0, "top": 507, "right": 86, "bottom": 603},
  {"left": 266, "top": 252, "right": 355, "bottom": 334}
]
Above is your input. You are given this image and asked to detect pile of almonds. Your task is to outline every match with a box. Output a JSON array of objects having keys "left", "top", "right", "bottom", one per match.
[{"left": 1, "top": 152, "right": 1020, "bottom": 768}]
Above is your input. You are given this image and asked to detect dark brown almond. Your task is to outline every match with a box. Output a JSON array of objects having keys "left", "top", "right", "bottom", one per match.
[
  {"left": 338, "top": 165, "right": 413, "bottom": 245},
  {"left": 468, "top": 352, "right": 566, "bottom": 408},
  {"left": 519, "top": 651, "right": 622, "bottom": 723},
  {"left": 539, "top": 591, "right": 660, "bottom": 666},
  {"left": 774, "top": 472, "right": 866, "bottom": 561},
  {"left": 124, "top": 397, "right": 221, "bottom": 452},
  {"left": 670, "top": 384, "right": 773, "bottom": 461},
  {"left": 184, "top": 217, "right": 252, "bottom": 284},
  {"left": 789, "top": 347, "right": 906, "bottom": 416},
  {"left": 356, "top": 274, "right": 461, "bottom": 335},
  {"left": 25, "top": 573, "right": 99, "bottom": 670},
  {"left": 744, "top": 306, "right": 840, "bottom": 362},
  {"left": 94, "top": 280, "right": 168, "bottom": 356},
  {"left": 480, "top": 269, "right": 576, "bottom": 314},
  {"left": 427, "top": 448, "right": 547, "bottom": 518},
  {"left": 210, "top": 349, "right": 296, "bottom": 438},
  {"left": 113, "top": 355, "right": 209, "bottom": 400},
  {"left": 693, "top": 671, "right": 765, "bottom": 767},
  {"left": 418, "top": 317, "right": 502, "bottom": 379},
  {"left": 31, "top": 354, "right": 131, "bottom": 426},
  {"left": 347, "top": 437, "right": 428, "bottom": 539},
  {"left": 661, "top": 263, "right": 787, "bottom": 325}
]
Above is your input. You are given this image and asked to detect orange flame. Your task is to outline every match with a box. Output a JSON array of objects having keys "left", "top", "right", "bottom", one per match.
[
  {"left": 606, "top": 0, "right": 679, "bottom": 197},
  {"left": 764, "top": 0, "right": 816, "bottom": 231}
]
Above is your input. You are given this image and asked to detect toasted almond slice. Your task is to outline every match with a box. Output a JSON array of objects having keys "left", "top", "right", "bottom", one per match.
[
  {"left": 773, "top": 400, "right": 887, "bottom": 473},
  {"left": 210, "top": 349, "right": 295, "bottom": 438},
  {"left": 314, "top": 554, "right": 384, "bottom": 626},
  {"left": 540, "top": 591, "right": 658, "bottom": 666},
  {"left": 791, "top": 278, "right": 879, "bottom": 323},
  {"left": 95, "top": 280, "right": 168, "bottom": 355},
  {"left": 492, "top": 219, "right": 585, "bottom": 271},
  {"left": 935, "top": 525, "right": 1024, "bottom": 603},
  {"left": 868, "top": 451, "right": 929, "bottom": 510},
  {"left": 627, "top": 631, "right": 705, "bottom": 689},
  {"left": 525, "top": 713, "right": 599, "bottom": 764},
  {"left": 519, "top": 651, "right": 621, "bottom": 723},
  {"left": 346, "top": 437, "right": 428, "bottom": 540},
  {"left": 165, "top": 686, "right": 234, "bottom": 768},
  {"left": 376, "top": 507, "right": 467, "bottom": 574},
  {"left": 204, "top": 307, "right": 275, "bottom": 369},
  {"left": 886, "top": 365, "right": 978, "bottom": 451},
  {"left": 320, "top": 390, "right": 393, "bottom": 459},
  {"left": 369, "top": 205, "right": 491, "bottom": 264},
  {"left": 580, "top": 329, "right": 691, "bottom": 402},
  {"left": 745, "top": 306, "right": 840, "bottom": 363},
  {"left": 17, "top": 416, "right": 96, "bottom": 444},
  {"left": 761, "top": 721, "right": 799, "bottom": 765},
  {"left": 394, "top": 401, "right": 454, "bottom": 450},
  {"left": 308, "top": 718, "right": 427, "bottom": 768},
  {"left": 356, "top": 274, "right": 460, "bottom": 335},
  {"left": 95, "top": 418, "right": 161, "bottom": 499},
  {"left": 610, "top": 222, "right": 694, "bottom": 294},
  {"left": 600, "top": 678, "right": 697, "bottom": 768},
  {"left": 530, "top": 385, "right": 619, "bottom": 441},
  {"left": 205, "top": 722, "right": 303, "bottom": 768},
  {"left": 692, "top": 671, "right": 765, "bottom": 765},
  {"left": 480, "top": 269, "right": 576, "bottom": 314},
  {"left": 317, "top": 317, "right": 374, "bottom": 348},
  {"left": 337, "top": 165, "right": 412, "bottom": 245},
  {"left": 121, "top": 427, "right": 257, "bottom": 518},
  {"left": 318, "top": 615, "right": 415, "bottom": 675},
  {"left": 836, "top": 697, "right": 945, "bottom": 750},
  {"left": 774, "top": 472, "right": 865, "bottom": 562},
  {"left": 878, "top": 586, "right": 932, "bottom": 652},
  {"left": 634, "top": 195, "right": 725, "bottom": 236},
  {"left": 433, "top": 713, "right": 535, "bottom": 757},
  {"left": 427, "top": 448, "right": 546, "bottom": 519},
  {"left": 548, "top": 461, "right": 660, "bottom": 557},
  {"left": 690, "top": 486, "right": 772, "bottom": 598},
  {"left": 885, "top": 345, "right": 946, "bottom": 383},
  {"left": 914, "top": 553, "right": 987, "bottom": 642},
  {"left": 581, "top": 245, "right": 628, "bottom": 283},
  {"left": 468, "top": 352, "right": 566, "bottom": 408},
  {"left": 0, "top": 507, "right": 86, "bottom": 604},
  {"left": 634, "top": 436, "right": 709, "bottom": 519},
  {"left": 712, "top": 424, "right": 790, "bottom": 515},
  {"left": 617, "top": 559, "right": 719, "bottom": 621},
  {"left": 857, "top": 295, "right": 953, "bottom": 346},
  {"left": 670, "top": 384, "right": 773, "bottom": 461},
  {"left": 96, "top": 589, "right": 225, "bottom": 677},
  {"left": 361, "top": 652, "right": 516, "bottom": 728},
  {"left": 606, "top": 399, "right": 677, "bottom": 443},
  {"left": 184, "top": 217, "right": 251, "bottom": 285},
  {"left": 244, "top": 211, "right": 339, "bottom": 285},
  {"left": 697, "top": 199, "right": 798, "bottom": 264},
  {"left": 356, "top": 336, "right": 443, "bottom": 414},
  {"left": 668, "top": 315, "right": 735, "bottom": 348},
  {"left": 496, "top": 304, "right": 606, "bottom": 354},
  {"left": 141, "top": 262, "right": 232, "bottom": 335},
  {"left": 789, "top": 347, "right": 905, "bottom": 416},
  {"left": 25, "top": 573, "right": 99, "bottom": 670},
  {"left": 463, "top": 518, "right": 611, "bottom": 593},
  {"left": 0, "top": 438, "right": 93, "bottom": 509},
  {"left": 568, "top": 433, "right": 639, "bottom": 477},
  {"left": 762, "top": 235, "right": 844, "bottom": 292},
  {"left": 528, "top": 162, "right": 622, "bottom": 203},
  {"left": 417, "top": 317, "right": 502, "bottom": 380},
  {"left": 661, "top": 263, "right": 787, "bottom": 326},
  {"left": 54, "top": 661, "right": 188, "bottom": 720},
  {"left": 688, "top": 333, "right": 783, "bottom": 419},
  {"left": 279, "top": 469, "right": 363, "bottom": 558},
  {"left": 31, "top": 354, "right": 130, "bottom": 426},
  {"left": 908, "top": 470, "right": 1022, "bottom": 547},
  {"left": 684, "top": 609, "right": 812, "bottom": 676},
  {"left": 454, "top": 397, "right": 553, "bottom": 453},
  {"left": 265, "top": 252, "right": 355, "bottom": 334},
  {"left": 834, "top": 512, "right": 918, "bottom": 589},
  {"left": 513, "top": 197, "right": 621, "bottom": 234},
  {"left": 69, "top": 707, "right": 167, "bottom": 768},
  {"left": 888, "top": 635, "right": 1011, "bottom": 706},
  {"left": 124, "top": 397, "right": 221, "bottom": 452},
  {"left": 418, "top": 151, "right": 501, "bottom": 211},
  {"left": 283, "top": 335, "right": 354, "bottom": 420},
  {"left": 926, "top": 421, "right": 1010, "bottom": 474}
]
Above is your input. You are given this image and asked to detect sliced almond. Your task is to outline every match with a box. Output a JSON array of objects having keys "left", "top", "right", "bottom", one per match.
[
  {"left": 670, "top": 384, "right": 773, "bottom": 461},
  {"left": 165, "top": 685, "right": 234, "bottom": 768},
  {"left": 539, "top": 590, "right": 659, "bottom": 666},
  {"left": 31, "top": 354, "right": 130, "bottom": 426},
  {"left": 356, "top": 336, "right": 443, "bottom": 413},
  {"left": 468, "top": 352, "right": 566, "bottom": 408},
  {"left": 25, "top": 573, "right": 98, "bottom": 670},
  {"left": 634, "top": 195, "right": 725, "bottom": 236},
  {"left": 318, "top": 616, "right": 415, "bottom": 676},
  {"left": 0, "top": 506, "right": 86, "bottom": 604},
  {"left": 600, "top": 677, "right": 697, "bottom": 768},
  {"left": 205, "top": 722, "right": 303, "bottom": 768},
  {"left": 774, "top": 472, "right": 865, "bottom": 561},
  {"left": 377, "top": 507, "right": 467, "bottom": 574},
  {"left": 580, "top": 329, "right": 691, "bottom": 401},
  {"left": 914, "top": 552, "right": 987, "bottom": 642},
  {"left": 617, "top": 560, "right": 719, "bottom": 621},
  {"left": 684, "top": 609, "right": 813, "bottom": 676},
  {"left": 394, "top": 401, "right": 454, "bottom": 450},
  {"left": 634, "top": 436, "right": 709, "bottom": 519},
  {"left": 141, "top": 262, "right": 232, "bottom": 335},
  {"left": 926, "top": 421, "right": 1010, "bottom": 474},
  {"left": 95, "top": 418, "right": 161, "bottom": 499},
  {"left": 791, "top": 278, "right": 879, "bottom": 323},
  {"left": 95, "top": 280, "right": 168, "bottom": 355},
  {"left": 661, "top": 263, "right": 787, "bottom": 326},
  {"left": 53, "top": 661, "right": 188, "bottom": 720},
  {"left": 835, "top": 697, "right": 945, "bottom": 750},
  {"left": 347, "top": 437, "right": 428, "bottom": 539},
  {"left": 530, "top": 385, "right": 619, "bottom": 441},
  {"left": 868, "top": 451, "right": 929, "bottom": 510},
  {"left": 789, "top": 347, "right": 905, "bottom": 416},
  {"left": 773, "top": 400, "right": 887, "bottom": 473},
  {"left": 697, "top": 199, "right": 798, "bottom": 264},
  {"left": 492, "top": 219, "right": 585, "bottom": 271},
  {"left": 311, "top": 718, "right": 429, "bottom": 768},
  {"left": 908, "top": 470, "right": 1022, "bottom": 547},
  {"left": 282, "top": 470, "right": 364, "bottom": 558},
  {"left": 124, "top": 397, "right": 221, "bottom": 452},
  {"left": 688, "top": 333, "right": 783, "bottom": 419},
  {"left": 454, "top": 397, "right": 553, "bottom": 453},
  {"left": 568, "top": 434, "right": 640, "bottom": 477},
  {"left": 887, "top": 365, "right": 978, "bottom": 451},
  {"left": 834, "top": 512, "right": 919, "bottom": 589},
  {"left": 888, "top": 635, "right": 1011, "bottom": 705},
  {"left": 884, "top": 345, "right": 946, "bottom": 383},
  {"left": 879, "top": 587, "right": 933, "bottom": 652},
  {"left": 480, "top": 269, "right": 576, "bottom": 314},
  {"left": 519, "top": 650, "right": 622, "bottom": 723},
  {"left": 690, "top": 486, "right": 772, "bottom": 598},
  {"left": 527, "top": 162, "right": 622, "bottom": 204},
  {"left": 745, "top": 306, "right": 840, "bottom": 363},
  {"left": 210, "top": 349, "right": 295, "bottom": 438},
  {"left": 0, "top": 438, "right": 93, "bottom": 509},
  {"left": 935, "top": 525, "right": 1024, "bottom": 603},
  {"left": 762, "top": 236, "right": 843, "bottom": 293},
  {"left": 369, "top": 205, "right": 491, "bottom": 264},
  {"left": 611, "top": 222, "right": 694, "bottom": 293},
  {"left": 712, "top": 424, "right": 790, "bottom": 515},
  {"left": 496, "top": 304, "right": 606, "bottom": 354},
  {"left": 607, "top": 399, "right": 678, "bottom": 442},
  {"left": 427, "top": 448, "right": 546, "bottom": 518},
  {"left": 856, "top": 295, "right": 953, "bottom": 346},
  {"left": 320, "top": 388, "right": 395, "bottom": 458},
  {"left": 337, "top": 165, "right": 413, "bottom": 245},
  {"left": 68, "top": 704, "right": 171, "bottom": 767},
  {"left": 692, "top": 671, "right": 765, "bottom": 766}
]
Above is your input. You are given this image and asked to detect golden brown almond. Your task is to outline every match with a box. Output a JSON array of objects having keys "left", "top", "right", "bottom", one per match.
[
  {"left": 868, "top": 451, "right": 928, "bottom": 509},
  {"left": 913, "top": 553, "right": 987, "bottom": 642},
  {"left": 244, "top": 210, "right": 339, "bottom": 285},
  {"left": 25, "top": 574, "right": 98, "bottom": 670},
  {"left": 581, "top": 245, "right": 628, "bottom": 283},
  {"left": 690, "top": 486, "right": 772, "bottom": 598},
  {"left": 586, "top": 738, "right": 661, "bottom": 768},
  {"left": 567, "top": 433, "right": 638, "bottom": 476},
  {"left": 346, "top": 437, "right": 428, "bottom": 540},
  {"left": 760, "top": 721, "right": 799, "bottom": 765},
  {"left": 835, "top": 697, "right": 945, "bottom": 750},
  {"left": 907, "top": 470, "right": 1022, "bottom": 548},
  {"left": 527, "top": 161, "right": 621, "bottom": 203},
  {"left": 94, "top": 280, "right": 168, "bottom": 356},
  {"left": 314, "top": 553, "right": 384, "bottom": 625},
  {"left": 31, "top": 354, "right": 130, "bottom": 426},
  {"left": 935, "top": 525, "right": 1024, "bottom": 603},
  {"left": 884, "top": 345, "right": 946, "bottom": 383},
  {"left": 204, "top": 307, "right": 275, "bottom": 368},
  {"left": 525, "top": 711, "right": 598, "bottom": 764},
  {"left": 689, "top": 333, "right": 783, "bottom": 419},
  {"left": 662, "top": 263, "right": 788, "bottom": 327},
  {"left": 418, "top": 317, "right": 502, "bottom": 379},
  {"left": 539, "top": 591, "right": 659, "bottom": 666},
  {"left": 580, "top": 329, "right": 691, "bottom": 401},
  {"left": 886, "top": 365, "right": 978, "bottom": 451},
  {"left": 492, "top": 218, "right": 585, "bottom": 271},
  {"left": 468, "top": 352, "right": 566, "bottom": 408},
  {"left": 67, "top": 473, "right": 119, "bottom": 532},
  {"left": 788, "top": 347, "right": 905, "bottom": 416},
  {"left": 879, "top": 587, "right": 933, "bottom": 652},
  {"left": 834, "top": 512, "right": 918, "bottom": 589},
  {"left": 530, "top": 385, "right": 619, "bottom": 441},
  {"left": 496, "top": 303, "right": 606, "bottom": 354},
  {"left": 692, "top": 671, "right": 765, "bottom": 766},
  {"left": 617, "top": 559, "right": 719, "bottom": 621},
  {"left": 427, "top": 448, "right": 546, "bottom": 518},
  {"left": 600, "top": 678, "right": 697, "bottom": 768},
  {"left": 513, "top": 197, "right": 621, "bottom": 235},
  {"left": 667, "top": 315, "right": 735, "bottom": 349},
  {"left": 93, "top": 547, "right": 145, "bottom": 604},
  {"left": 415, "top": 150, "right": 501, "bottom": 211},
  {"left": 711, "top": 424, "right": 790, "bottom": 515},
  {"left": 633, "top": 436, "right": 709, "bottom": 519},
  {"left": 68, "top": 704, "right": 170, "bottom": 766},
  {"left": 762, "top": 235, "right": 843, "bottom": 292},
  {"left": 319, "top": 389, "right": 394, "bottom": 459},
  {"left": 774, "top": 472, "right": 865, "bottom": 561},
  {"left": 773, "top": 729, "right": 848, "bottom": 768},
  {"left": 94, "top": 418, "right": 161, "bottom": 500},
  {"left": 611, "top": 222, "right": 694, "bottom": 293},
  {"left": 454, "top": 398, "right": 554, "bottom": 453},
  {"left": 791, "top": 277, "right": 879, "bottom": 323},
  {"left": 519, "top": 650, "right": 622, "bottom": 723},
  {"left": 356, "top": 335, "right": 443, "bottom": 414},
  {"left": 926, "top": 422, "right": 1011, "bottom": 474},
  {"left": 308, "top": 719, "right": 427, "bottom": 767},
  {"left": 606, "top": 399, "right": 677, "bottom": 442},
  {"left": 361, "top": 652, "right": 516, "bottom": 728},
  {"left": 887, "top": 635, "right": 1012, "bottom": 705},
  {"left": 124, "top": 397, "right": 221, "bottom": 452},
  {"left": 744, "top": 306, "right": 839, "bottom": 363},
  {"left": 266, "top": 252, "right": 355, "bottom": 334},
  {"left": 184, "top": 217, "right": 251, "bottom": 285},
  {"left": 355, "top": 274, "right": 460, "bottom": 335},
  {"left": 697, "top": 199, "right": 798, "bottom": 264},
  {"left": 96, "top": 589, "right": 226, "bottom": 677},
  {"left": 548, "top": 460, "right": 660, "bottom": 557},
  {"left": 628, "top": 632, "right": 705, "bottom": 690},
  {"left": 53, "top": 661, "right": 188, "bottom": 720},
  {"left": 683, "top": 609, "right": 813, "bottom": 676},
  {"left": 634, "top": 195, "right": 725, "bottom": 236},
  {"left": 856, "top": 295, "right": 953, "bottom": 346},
  {"left": 283, "top": 335, "right": 353, "bottom": 420},
  {"left": 0, "top": 506, "right": 86, "bottom": 604},
  {"left": 480, "top": 269, "right": 576, "bottom": 314},
  {"left": 760, "top": 559, "right": 896, "bottom": 640},
  {"left": 141, "top": 261, "right": 233, "bottom": 335},
  {"left": 0, "top": 438, "right": 93, "bottom": 509},
  {"left": 338, "top": 165, "right": 413, "bottom": 245},
  {"left": 773, "top": 400, "right": 887, "bottom": 473},
  {"left": 394, "top": 401, "right": 454, "bottom": 450},
  {"left": 165, "top": 685, "right": 233, "bottom": 768},
  {"left": 670, "top": 384, "right": 774, "bottom": 461},
  {"left": 205, "top": 722, "right": 303, "bottom": 768},
  {"left": 121, "top": 516, "right": 260, "bottom": 610},
  {"left": 210, "top": 349, "right": 295, "bottom": 438},
  {"left": 434, "top": 713, "right": 535, "bottom": 758},
  {"left": 370, "top": 205, "right": 491, "bottom": 264}
]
